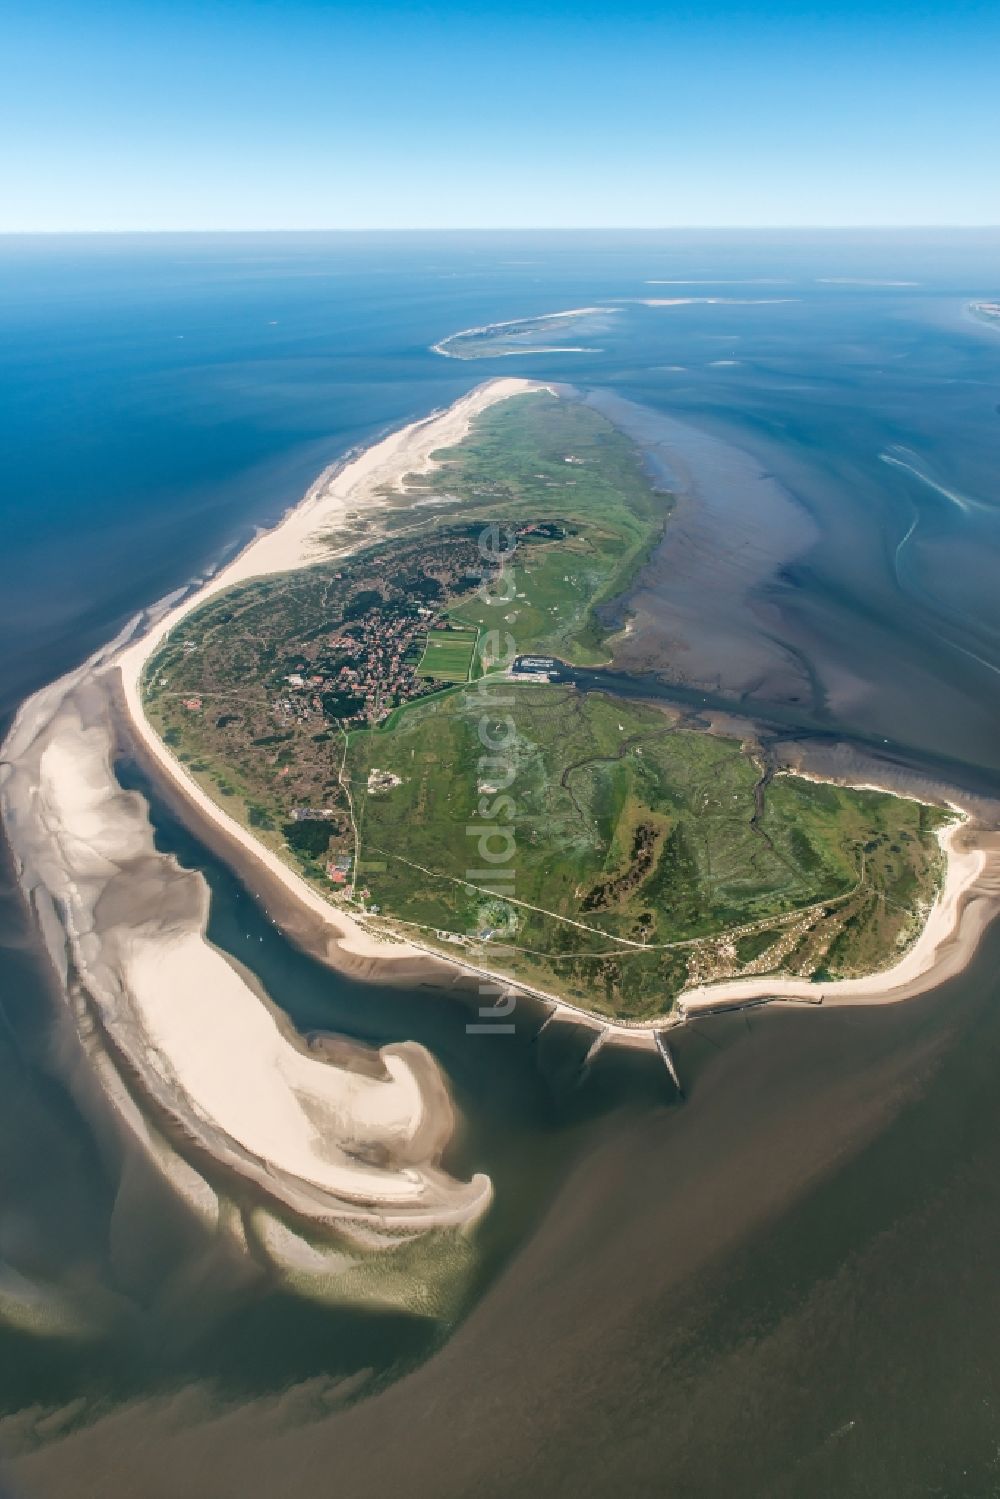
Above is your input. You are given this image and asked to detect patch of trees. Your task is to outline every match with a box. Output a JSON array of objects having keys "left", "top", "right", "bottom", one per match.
[
  {"left": 323, "top": 690, "right": 366, "bottom": 718},
  {"left": 400, "top": 575, "right": 444, "bottom": 600},
  {"left": 342, "top": 589, "right": 384, "bottom": 621},
  {"left": 282, "top": 819, "right": 333, "bottom": 857}
]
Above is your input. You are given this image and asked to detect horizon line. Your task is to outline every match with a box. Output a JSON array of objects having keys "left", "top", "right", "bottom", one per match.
[{"left": 2, "top": 224, "right": 1000, "bottom": 237}]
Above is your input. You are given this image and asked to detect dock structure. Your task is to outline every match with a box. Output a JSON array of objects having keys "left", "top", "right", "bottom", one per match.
[
  {"left": 534, "top": 1007, "right": 560, "bottom": 1041},
  {"left": 654, "top": 1030, "right": 684, "bottom": 1098},
  {"left": 509, "top": 654, "right": 562, "bottom": 683},
  {"left": 579, "top": 1025, "right": 611, "bottom": 1076}
]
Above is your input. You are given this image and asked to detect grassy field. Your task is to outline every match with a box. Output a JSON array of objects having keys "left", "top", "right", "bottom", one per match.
[
  {"left": 344, "top": 685, "right": 947, "bottom": 1019},
  {"left": 419, "top": 392, "right": 667, "bottom": 665},
  {"left": 416, "top": 627, "right": 478, "bottom": 682}
]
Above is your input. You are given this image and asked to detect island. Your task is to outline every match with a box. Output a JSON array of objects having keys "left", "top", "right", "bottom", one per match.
[
  {"left": 970, "top": 301, "right": 1000, "bottom": 328},
  {"left": 136, "top": 381, "right": 970, "bottom": 1024},
  {"left": 431, "top": 307, "right": 614, "bottom": 359},
  {"left": 2, "top": 376, "right": 995, "bottom": 1313}
]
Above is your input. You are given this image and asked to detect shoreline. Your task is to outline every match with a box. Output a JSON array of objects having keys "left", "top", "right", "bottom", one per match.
[{"left": 106, "top": 379, "right": 1000, "bottom": 1039}]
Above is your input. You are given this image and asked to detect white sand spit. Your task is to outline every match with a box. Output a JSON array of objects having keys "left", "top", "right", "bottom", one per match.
[{"left": 3, "top": 681, "right": 491, "bottom": 1243}]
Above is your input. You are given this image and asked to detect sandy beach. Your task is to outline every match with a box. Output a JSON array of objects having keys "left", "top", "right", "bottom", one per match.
[{"left": 2, "top": 675, "right": 492, "bottom": 1251}]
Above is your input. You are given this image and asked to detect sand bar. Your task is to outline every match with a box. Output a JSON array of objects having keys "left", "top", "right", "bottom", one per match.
[{"left": 3, "top": 679, "right": 491, "bottom": 1242}]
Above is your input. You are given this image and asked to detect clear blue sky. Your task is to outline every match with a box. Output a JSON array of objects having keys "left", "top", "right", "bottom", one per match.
[{"left": 3, "top": 0, "right": 998, "bottom": 231}]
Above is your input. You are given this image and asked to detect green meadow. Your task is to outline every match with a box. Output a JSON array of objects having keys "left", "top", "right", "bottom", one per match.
[
  {"left": 345, "top": 685, "right": 946, "bottom": 1020},
  {"left": 416, "top": 627, "right": 479, "bottom": 682},
  {"left": 421, "top": 392, "right": 667, "bottom": 665}
]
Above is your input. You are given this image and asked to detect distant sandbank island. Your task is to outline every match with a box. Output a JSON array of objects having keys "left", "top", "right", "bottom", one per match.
[
  {"left": 430, "top": 299, "right": 796, "bottom": 360},
  {"left": 431, "top": 307, "right": 613, "bottom": 359},
  {"left": 969, "top": 301, "right": 1000, "bottom": 327}
]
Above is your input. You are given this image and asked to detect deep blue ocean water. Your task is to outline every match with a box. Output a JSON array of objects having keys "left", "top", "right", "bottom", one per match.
[{"left": 2, "top": 231, "right": 1000, "bottom": 1496}]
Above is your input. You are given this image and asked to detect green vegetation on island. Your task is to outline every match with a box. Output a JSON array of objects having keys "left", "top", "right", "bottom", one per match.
[
  {"left": 340, "top": 685, "right": 946, "bottom": 1018},
  {"left": 143, "top": 392, "right": 948, "bottom": 1020},
  {"left": 412, "top": 391, "right": 665, "bottom": 666}
]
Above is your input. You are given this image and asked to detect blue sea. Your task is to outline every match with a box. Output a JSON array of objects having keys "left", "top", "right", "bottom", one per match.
[{"left": 2, "top": 231, "right": 1000, "bottom": 1496}]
